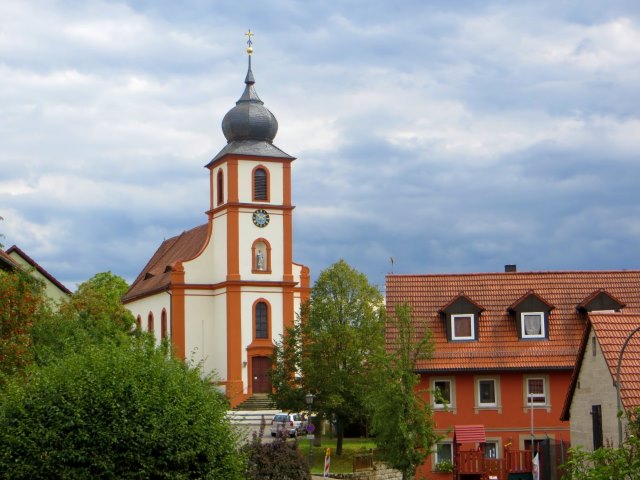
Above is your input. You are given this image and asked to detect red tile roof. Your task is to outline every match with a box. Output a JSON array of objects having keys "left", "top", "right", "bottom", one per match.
[
  {"left": 590, "top": 313, "right": 640, "bottom": 411},
  {"left": 386, "top": 271, "right": 640, "bottom": 372},
  {"left": 561, "top": 313, "right": 640, "bottom": 420},
  {"left": 0, "top": 248, "right": 18, "bottom": 270},
  {"left": 122, "top": 224, "right": 209, "bottom": 302}
]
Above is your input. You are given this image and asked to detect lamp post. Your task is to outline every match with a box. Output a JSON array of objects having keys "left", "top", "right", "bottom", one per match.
[
  {"left": 306, "top": 393, "right": 315, "bottom": 468},
  {"left": 615, "top": 325, "right": 640, "bottom": 445}
]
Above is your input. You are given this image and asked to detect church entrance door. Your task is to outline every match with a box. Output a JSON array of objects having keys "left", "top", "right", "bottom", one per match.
[{"left": 252, "top": 356, "right": 272, "bottom": 394}]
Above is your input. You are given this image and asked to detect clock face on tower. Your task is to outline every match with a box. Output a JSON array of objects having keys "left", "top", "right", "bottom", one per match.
[{"left": 252, "top": 209, "right": 270, "bottom": 228}]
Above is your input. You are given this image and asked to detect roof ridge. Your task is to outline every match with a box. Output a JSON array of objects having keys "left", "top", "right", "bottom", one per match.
[{"left": 387, "top": 270, "right": 640, "bottom": 278}]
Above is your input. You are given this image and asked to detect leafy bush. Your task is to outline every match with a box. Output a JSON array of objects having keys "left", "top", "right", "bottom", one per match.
[
  {"left": 30, "top": 271, "right": 136, "bottom": 367},
  {"left": 243, "top": 433, "right": 310, "bottom": 480},
  {"left": 0, "top": 339, "right": 244, "bottom": 479}
]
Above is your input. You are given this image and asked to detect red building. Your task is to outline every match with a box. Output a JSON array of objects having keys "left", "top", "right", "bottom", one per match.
[{"left": 386, "top": 268, "right": 640, "bottom": 479}]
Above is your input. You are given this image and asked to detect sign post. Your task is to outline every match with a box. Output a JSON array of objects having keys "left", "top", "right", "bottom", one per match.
[
  {"left": 323, "top": 448, "right": 331, "bottom": 478},
  {"left": 306, "top": 422, "right": 315, "bottom": 468}
]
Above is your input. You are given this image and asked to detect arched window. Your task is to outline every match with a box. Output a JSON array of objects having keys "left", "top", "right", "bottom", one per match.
[
  {"left": 253, "top": 167, "right": 268, "bottom": 201},
  {"left": 148, "top": 312, "right": 154, "bottom": 333},
  {"left": 161, "top": 309, "right": 168, "bottom": 340},
  {"left": 255, "top": 302, "right": 268, "bottom": 339},
  {"left": 217, "top": 169, "right": 224, "bottom": 206},
  {"left": 136, "top": 315, "right": 142, "bottom": 331}
]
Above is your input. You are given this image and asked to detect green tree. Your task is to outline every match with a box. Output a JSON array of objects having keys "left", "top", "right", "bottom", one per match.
[
  {"left": 0, "top": 269, "right": 51, "bottom": 385},
  {"left": 271, "top": 260, "right": 385, "bottom": 455},
  {"left": 62, "top": 270, "right": 134, "bottom": 332},
  {"left": 370, "top": 303, "right": 439, "bottom": 480},
  {"left": 0, "top": 339, "right": 244, "bottom": 479},
  {"left": 31, "top": 271, "right": 135, "bottom": 365}
]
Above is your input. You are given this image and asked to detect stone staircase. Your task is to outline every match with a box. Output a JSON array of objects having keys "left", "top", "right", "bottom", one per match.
[
  {"left": 234, "top": 393, "right": 276, "bottom": 411},
  {"left": 227, "top": 394, "right": 280, "bottom": 443}
]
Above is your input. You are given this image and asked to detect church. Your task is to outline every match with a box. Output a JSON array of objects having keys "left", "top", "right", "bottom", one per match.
[{"left": 123, "top": 34, "right": 310, "bottom": 407}]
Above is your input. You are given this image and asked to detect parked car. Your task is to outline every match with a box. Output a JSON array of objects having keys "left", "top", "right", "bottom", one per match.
[{"left": 270, "top": 413, "right": 307, "bottom": 437}]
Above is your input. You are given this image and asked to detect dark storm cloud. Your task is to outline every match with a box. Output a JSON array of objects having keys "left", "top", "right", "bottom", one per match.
[{"left": 1, "top": 0, "right": 640, "bottom": 290}]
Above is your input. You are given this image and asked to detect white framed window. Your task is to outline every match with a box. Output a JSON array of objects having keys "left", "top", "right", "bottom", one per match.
[
  {"left": 451, "top": 314, "right": 475, "bottom": 340},
  {"left": 432, "top": 378, "right": 454, "bottom": 409},
  {"left": 434, "top": 441, "right": 453, "bottom": 469},
  {"left": 478, "top": 379, "right": 496, "bottom": 406},
  {"left": 484, "top": 441, "right": 499, "bottom": 459},
  {"left": 521, "top": 312, "right": 545, "bottom": 339},
  {"left": 475, "top": 376, "right": 500, "bottom": 411},
  {"left": 525, "top": 376, "right": 548, "bottom": 405}
]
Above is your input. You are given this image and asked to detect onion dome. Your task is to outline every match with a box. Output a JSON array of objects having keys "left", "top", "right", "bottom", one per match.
[{"left": 221, "top": 54, "right": 278, "bottom": 143}]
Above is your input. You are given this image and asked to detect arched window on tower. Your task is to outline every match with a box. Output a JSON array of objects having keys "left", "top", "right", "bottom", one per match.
[
  {"left": 255, "top": 301, "right": 268, "bottom": 339},
  {"left": 253, "top": 167, "right": 268, "bottom": 201},
  {"left": 161, "top": 309, "right": 168, "bottom": 340},
  {"left": 217, "top": 169, "right": 224, "bottom": 206},
  {"left": 147, "top": 312, "right": 155, "bottom": 335}
]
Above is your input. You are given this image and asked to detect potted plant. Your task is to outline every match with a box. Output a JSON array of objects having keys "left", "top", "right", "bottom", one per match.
[{"left": 434, "top": 459, "right": 455, "bottom": 473}]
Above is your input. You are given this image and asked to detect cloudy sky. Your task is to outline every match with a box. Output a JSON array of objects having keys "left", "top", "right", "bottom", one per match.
[{"left": 2, "top": 0, "right": 640, "bottom": 291}]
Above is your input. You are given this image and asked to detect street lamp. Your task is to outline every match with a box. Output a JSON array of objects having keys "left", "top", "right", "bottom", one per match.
[
  {"left": 306, "top": 393, "right": 315, "bottom": 468},
  {"left": 615, "top": 325, "right": 640, "bottom": 445}
]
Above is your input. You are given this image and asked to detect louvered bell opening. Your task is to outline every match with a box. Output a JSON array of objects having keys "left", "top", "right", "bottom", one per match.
[{"left": 254, "top": 169, "right": 267, "bottom": 200}]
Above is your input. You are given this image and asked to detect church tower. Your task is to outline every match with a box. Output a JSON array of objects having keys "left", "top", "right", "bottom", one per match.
[{"left": 123, "top": 32, "right": 309, "bottom": 406}]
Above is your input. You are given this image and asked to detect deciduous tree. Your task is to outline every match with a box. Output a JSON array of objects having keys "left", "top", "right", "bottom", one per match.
[
  {"left": 0, "top": 269, "right": 50, "bottom": 385},
  {"left": 370, "top": 303, "right": 439, "bottom": 480},
  {"left": 32, "top": 271, "right": 135, "bottom": 365},
  {"left": 272, "top": 260, "right": 385, "bottom": 455}
]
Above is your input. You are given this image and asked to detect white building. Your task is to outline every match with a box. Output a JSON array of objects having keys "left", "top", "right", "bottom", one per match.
[{"left": 123, "top": 41, "right": 309, "bottom": 407}]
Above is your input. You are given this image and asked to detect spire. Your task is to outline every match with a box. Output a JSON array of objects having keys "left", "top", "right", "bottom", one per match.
[
  {"left": 221, "top": 30, "right": 278, "bottom": 143},
  {"left": 244, "top": 29, "right": 255, "bottom": 85}
]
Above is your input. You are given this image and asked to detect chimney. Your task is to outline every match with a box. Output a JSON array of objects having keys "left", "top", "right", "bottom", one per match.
[{"left": 504, "top": 264, "right": 517, "bottom": 273}]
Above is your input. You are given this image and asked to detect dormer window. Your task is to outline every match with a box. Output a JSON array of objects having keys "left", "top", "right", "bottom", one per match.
[
  {"left": 508, "top": 291, "right": 553, "bottom": 341},
  {"left": 439, "top": 293, "right": 484, "bottom": 342},
  {"left": 521, "top": 312, "right": 545, "bottom": 339},
  {"left": 451, "top": 314, "right": 475, "bottom": 340},
  {"left": 577, "top": 289, "right": 625, "bottom": 313}
]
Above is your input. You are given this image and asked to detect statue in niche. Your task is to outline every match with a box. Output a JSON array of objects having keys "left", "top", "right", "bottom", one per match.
[{"left": 256, "top": 250, "right": 265, "bottom": 270}]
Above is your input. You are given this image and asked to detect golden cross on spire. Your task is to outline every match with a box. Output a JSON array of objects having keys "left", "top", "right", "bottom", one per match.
[{"left": 245, "top": 29, "right": 254, "bottom": 55}]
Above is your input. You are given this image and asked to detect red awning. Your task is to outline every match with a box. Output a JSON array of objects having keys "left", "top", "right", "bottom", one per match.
[{"left": 454, "top": 425, "right": 486, "bottom": 444}]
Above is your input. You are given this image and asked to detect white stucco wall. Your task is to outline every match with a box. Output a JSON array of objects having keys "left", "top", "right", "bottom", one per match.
[
  {"left": 183, "top": 290, "right": 227, "bottom": 381},
  {"left": 237, "top": 160, "right": 284, "bottom": 205},
  {"left": 239, "top": 208, "right": 284, "bottom": 279},
  {"left": 125, "top": 292, "right": 171, "bottom": 345},
  {"left": 182, "top": 227, "right": 215, "bottom": 285}
]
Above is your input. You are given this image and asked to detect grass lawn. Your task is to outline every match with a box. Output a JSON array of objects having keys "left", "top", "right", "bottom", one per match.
[{"left": 296, "top": 437, "right": 379, "bottom": 475}]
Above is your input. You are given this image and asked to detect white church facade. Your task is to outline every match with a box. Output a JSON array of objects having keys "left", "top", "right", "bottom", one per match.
[{"left": 123, "top": 38, "right": 309, "bottom": 407}]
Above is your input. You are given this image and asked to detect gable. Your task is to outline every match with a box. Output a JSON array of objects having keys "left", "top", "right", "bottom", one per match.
[
  {"left": 123, "top": 224, "right": 209, "bottom": 303},
  {"left": 440, "top": 294, "right": 484, "bottom": 315},
  {"left": 5, "top": 245, "right": 71, "bottom": 297},
  {"left": 578, "top": 290, "right": 625, "bottom": 313},
  {"left": 508, "top": 291, "right": 553, "bottom": 313},
  {"left": 562, "top": 313, "right": 640, "bottom": 421}
]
